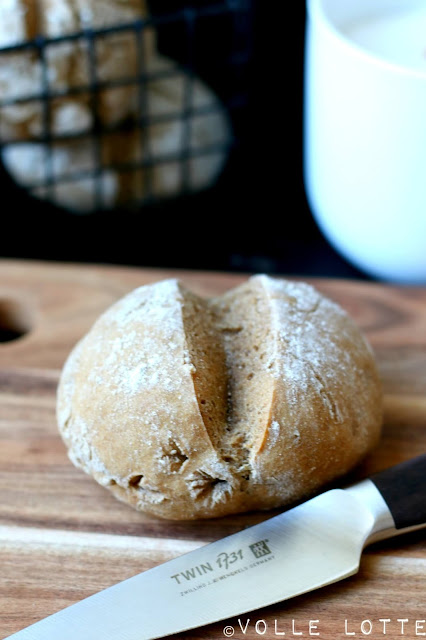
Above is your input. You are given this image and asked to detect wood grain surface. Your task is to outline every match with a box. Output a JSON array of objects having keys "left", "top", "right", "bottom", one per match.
[{"left": 0, "top": 259, "right": 425, "bottom": 639}]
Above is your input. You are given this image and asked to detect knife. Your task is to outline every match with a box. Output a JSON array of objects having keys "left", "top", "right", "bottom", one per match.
[{"left": 6, "top": 454, "right": 426, "bottom": 640}]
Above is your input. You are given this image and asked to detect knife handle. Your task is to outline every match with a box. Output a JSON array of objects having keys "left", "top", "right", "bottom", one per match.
[{"left": 371, "top": 454, "right": 426, "bottom": 530}]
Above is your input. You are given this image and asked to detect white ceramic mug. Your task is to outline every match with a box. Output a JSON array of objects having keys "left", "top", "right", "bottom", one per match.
[{"left": 304, "top": 0, "right": 426, "bottom": 283}]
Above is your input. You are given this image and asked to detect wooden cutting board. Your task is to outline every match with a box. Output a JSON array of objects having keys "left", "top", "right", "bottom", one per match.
[{"left": 1, "top": 259, "right": 426, "bottom": 640}]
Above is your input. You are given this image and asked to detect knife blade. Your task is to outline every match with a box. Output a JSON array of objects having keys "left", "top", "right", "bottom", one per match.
[{"left": 6, "top": 454, "right": 426, "bottom": 640}]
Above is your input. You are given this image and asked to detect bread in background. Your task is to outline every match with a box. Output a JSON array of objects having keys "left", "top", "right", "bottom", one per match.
[{"left": 0, "top": 1, "right": 231, "bottom": 211}]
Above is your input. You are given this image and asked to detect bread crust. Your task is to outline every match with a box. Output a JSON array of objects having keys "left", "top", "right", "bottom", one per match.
[{"left": 57, "top": 276, "right": 383, "bottom": 519}]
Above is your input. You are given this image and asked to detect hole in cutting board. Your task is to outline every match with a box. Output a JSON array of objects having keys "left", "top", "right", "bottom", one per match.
[{"left": 0, "top": 299, "right": 32, "bottom": 343}]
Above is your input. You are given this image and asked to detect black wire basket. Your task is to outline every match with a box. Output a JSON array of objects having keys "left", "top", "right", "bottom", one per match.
[{"left": 0, "top": 0, "right": 254, "bottom": 216}]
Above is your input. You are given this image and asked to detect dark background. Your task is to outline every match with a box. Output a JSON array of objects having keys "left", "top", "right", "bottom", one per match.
[{"left": 0, "top": 1, "right": 369, "bottom": 280}]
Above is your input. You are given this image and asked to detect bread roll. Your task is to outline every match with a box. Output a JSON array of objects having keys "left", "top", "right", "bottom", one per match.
[
  {"left": 57, "top": 275, "right": 382, "bottom": 520},
  {"left": 1, "top": 55, "right": 230, "bottom": 211},
  {"left": 1, "top": 7, "right": 231, "bottom": 212}
]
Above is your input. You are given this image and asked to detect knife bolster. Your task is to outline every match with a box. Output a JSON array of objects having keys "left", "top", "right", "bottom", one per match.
[{"left": 345, "top": 479, "right": 396, "bottom": 545}]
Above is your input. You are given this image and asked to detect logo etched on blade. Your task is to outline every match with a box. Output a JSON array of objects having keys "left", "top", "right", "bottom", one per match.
[
  {"left": 169, "top": 539, "right": 276, "bottom": 598},
  {"left": 249, "top": 540, "right": 271, "bottom": 559}
]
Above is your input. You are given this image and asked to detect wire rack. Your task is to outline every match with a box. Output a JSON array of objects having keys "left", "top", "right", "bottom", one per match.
[{"left": 0, "top": 0, "right": 254, "bottom": 214}]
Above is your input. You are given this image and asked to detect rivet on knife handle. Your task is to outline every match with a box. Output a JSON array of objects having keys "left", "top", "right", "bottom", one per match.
[{"left": 371, "top": 454, "right": 426, "bottom": 530}]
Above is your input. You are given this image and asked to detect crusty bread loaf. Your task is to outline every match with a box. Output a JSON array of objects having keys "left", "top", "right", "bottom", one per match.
[
  {"left": 1, "top": 56, "right": 231, "bottom": 212},
  {"left": 57, "top": 275, "right": 382, "bottom": 519},
  {"left": 0, "top": 0, "right": 231, "bottom": 213}
]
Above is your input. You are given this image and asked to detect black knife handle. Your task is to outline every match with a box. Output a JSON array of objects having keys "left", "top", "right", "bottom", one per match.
[{"left": 371, "top": 454, "right": 426, "bottom": 530}]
